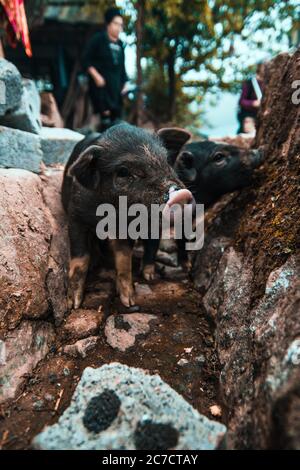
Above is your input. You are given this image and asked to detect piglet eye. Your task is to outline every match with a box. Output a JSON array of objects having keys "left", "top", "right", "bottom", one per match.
[
  {"left": 116, "top": 166, "right": 130, "bottom": 177},
  {"left": 213, "top": 152, "right": 226, "bottom": 166}
]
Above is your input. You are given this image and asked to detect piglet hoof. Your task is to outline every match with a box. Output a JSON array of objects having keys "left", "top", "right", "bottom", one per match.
[
  {"left": 120, "top": 289, "right": 136, "bottom": 308},
  {"left": 117, "top": 280, "right": 136, "bottom": 307},
  {"left": 143, "top": 264, "right": 155, "bottom": 281},
  {"left": 181, "top": 259, "right": 192, "bottom": 273},
  {"left": 67, "top": 286, "right": 84, "bottom": 310}
]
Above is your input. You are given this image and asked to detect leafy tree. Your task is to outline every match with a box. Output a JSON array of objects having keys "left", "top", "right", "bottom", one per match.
[{"left": 126, "top": 0, "right": 298, "bottom": 123}]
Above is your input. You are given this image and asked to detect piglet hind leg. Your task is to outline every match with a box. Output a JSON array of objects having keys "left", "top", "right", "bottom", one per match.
[
  {"left": 142, "top": 239, "right": 160, "bottom": 281},
  {"left": 67, "top": 223, "right": 90, "bottom": 310},
  {"left": 111, "top": 239, "right": 135, "bottom": 307},
  {"left": 177, "top": 238, "right": 192, "bottom": 272}
]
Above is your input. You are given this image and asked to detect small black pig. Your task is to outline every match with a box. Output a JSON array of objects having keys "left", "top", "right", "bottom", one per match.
[
  {"left": 173, "top": 139, "right": 263, "bottom": 206},
  {"left": 61, "top": 123, "right": 193, "bottom": 308}
]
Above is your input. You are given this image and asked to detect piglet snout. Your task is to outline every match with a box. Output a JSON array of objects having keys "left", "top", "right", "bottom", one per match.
[
  {"left": 167, "top": 188, "right": 194, "bottom": 207},
  {"left": 162, "top": 186, "right": 195, "bottom": 223}
]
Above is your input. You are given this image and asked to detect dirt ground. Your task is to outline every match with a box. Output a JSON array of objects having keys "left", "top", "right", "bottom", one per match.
[{"left": 0, "top": 258, "right": 223, "bottom": 450}]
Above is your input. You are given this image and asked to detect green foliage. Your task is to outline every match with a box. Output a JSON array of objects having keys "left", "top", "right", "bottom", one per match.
[
  {"left": 124, "top": 0, "right": 298, "bottom": 123},
  {"left": 142, "top": 62, "right": 203, "bottom": 128}
]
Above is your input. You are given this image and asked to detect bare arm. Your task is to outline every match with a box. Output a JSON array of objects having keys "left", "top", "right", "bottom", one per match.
[{"left": 88, "top": 66, "right": 106, "bottom": 87}]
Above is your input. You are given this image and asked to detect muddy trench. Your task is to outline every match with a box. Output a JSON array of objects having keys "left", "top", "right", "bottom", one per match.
[
  {"left": 0, "top": 242, "right": 226, "bottom": 449},
  {"left": 0, "top": 256, "right": 223, "bottom": 450}
]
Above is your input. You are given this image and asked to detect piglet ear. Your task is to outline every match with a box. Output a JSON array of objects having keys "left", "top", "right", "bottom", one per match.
[
  {"left": 68, "top": 145, "right": 102, "bottom": 190},
  {"left": 157, "top": 127, "right": 192, "bottom": 166}
]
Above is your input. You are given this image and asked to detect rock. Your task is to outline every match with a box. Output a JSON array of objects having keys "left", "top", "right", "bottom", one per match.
[
  {"left": 0, "top": 169, "right": 51, "bottom": 331},
  {"left": 0, "top": 59, "right": 23, "bottom": 115},
  {"left": 0, "top": 79, "right": 42, "bottom": 134},
  {"left": 195, "top": 354, "right": 206, "bottom": 364},
  {"left": 32, "top": 363, "right": 226, "bottom": 450},
  {"left": 62, "top": 336, "right": 99, "bottom": 358},
  {"left": 192, "top": 49, "right": 299, "bottom": 449},
  {"left": 40, "top": 168, "right": 68, "bottom": 325},
  {"left": 159, "top": 239, "right": 177, "bottom": 253},
  {"left": 0, "top": 126, "right": 43, "bottom": 173},
  {"left": 155, "top": 249, "right": 178, "bottom": 267},
  {"left": 0, "top": 339, "right": 6, "bottom": 365},
  {"left": 104, "top": 314, "right": 158, "bottom": 352},
  {"left": 156, "top": 263, "right": 186, "bottom": 280},
  {"left": 62, "top": 309, "right": 103, "bottom": 340},
  {"left": 40, "top": 127, "right": 84, "bottom": 165},
  {"left": 177, "top": 358, "right": 189, "bottom": 366},
  {"left": 210, "top": 405, "right": 222, "bottom": 417},
  {"left": 0, "top": 321, "right": 55, "bottom": 403}
]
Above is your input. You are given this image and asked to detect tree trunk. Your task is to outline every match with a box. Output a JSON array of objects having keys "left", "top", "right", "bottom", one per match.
[
  {"left": 167, "top": 52, "right": 176, "bottom": 121},
  {"left": 135, "top": 0, "right": 145, "bottom": 126}
]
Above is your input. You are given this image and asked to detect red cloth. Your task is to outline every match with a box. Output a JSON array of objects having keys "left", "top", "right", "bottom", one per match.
[{"left": 0, "top": 0, "right": 32, "bottom": 57}]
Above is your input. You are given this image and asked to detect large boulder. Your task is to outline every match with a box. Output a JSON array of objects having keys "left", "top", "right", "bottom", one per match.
[
  {"left": 33, "top": 363, "right": 226, "bottom": 450},
  {"left": 0, "top": 59, "right": 23, "bottom": 115},
  {"left": 0, "top": 320, "right": 55, "bottom": 403},
  {"left": 0, "top": 169, "right": 51, "bottom": 332},
  {"left": 0, "top": 167, "right": 68, "bottom": 333},
  {"left": 40, "top": 168, "right": 69, "bottom": 325},
  {"left": 0, "top": 79, "right": 42, "bottom": 134},
  {"left": 192, "top": 49, "right": 300, "bottom": 449},
  {"left": 40, "top": 127, "right": 84, "bottom": 165},
  {"left": 0, "top": 126, "right": 43, "bottom": 173},
  {"left": 0, "top": 167, "right": 69, "bottom": 406}
]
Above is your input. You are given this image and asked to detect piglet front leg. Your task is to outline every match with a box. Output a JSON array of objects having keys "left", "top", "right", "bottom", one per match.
[
  {"left": 67, "top": 220, "right": 90, "bottom": 309},
  {"left": 110, "top": 239, "right": 135, "bottom": 307}
]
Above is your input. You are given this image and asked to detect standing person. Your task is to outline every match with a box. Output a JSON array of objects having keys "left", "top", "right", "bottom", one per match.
[
  {"left": 237, "top": 62, "right": 265, "bottom": 134},
  {"left": 82, "top": 7, "right": 128, "bottom": 131}
]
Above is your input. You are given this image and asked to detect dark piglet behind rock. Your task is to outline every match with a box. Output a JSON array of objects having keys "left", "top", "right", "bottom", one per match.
[
  {"left": 61, "top": 123, "right": 193, "bottom": 308},
  {"left": 144, "top": 131, "right": 264, "bottom": 274},
  {"left": 173, "top": 139, "right": 263, "bottom": 207}
]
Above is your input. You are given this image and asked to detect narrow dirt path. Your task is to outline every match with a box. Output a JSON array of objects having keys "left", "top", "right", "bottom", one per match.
[{"left": 0, "top": 261, "right": 223, "bottom": 450}]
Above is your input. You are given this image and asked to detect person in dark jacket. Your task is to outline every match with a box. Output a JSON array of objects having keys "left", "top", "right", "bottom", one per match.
[
  {"left": 237, "top": 62, "right": 265, "bottom": 134},
  {"left": 82, "top": 7, "right": 128, "bottom": 130}
]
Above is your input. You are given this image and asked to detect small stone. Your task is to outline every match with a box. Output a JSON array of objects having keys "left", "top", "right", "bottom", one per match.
[
  {"left": 105, "top": 314, "right": 158, "bottom": 352},
  {"left": 63, "top": 309, "right": 103, "bottom": 340},
  {"left": 177, "top": 358, "right": 189, "bottom": 366},
  {"left": 62, "top": 336, "right": 99, "bottom": 359},
  {"left": 44, "top": 393, "right": 55, "bottom": 402},
  {"left": 155, "top": 250, "right": 178, "bottom": 267},
  {"left": 155, "top": 263, "right": 186, "bottom": 280},
  {"left": 63, "top": 367, "right": 70, "bottom": 377},
  {"left": 210, "top": 405, "right": 222, "bottom": 417},
  {"left": 33, "top": 399, "right": 44, "bottom": 410},
  {"left": 195, "top": 354, "right": 206, "bottom": 364}
]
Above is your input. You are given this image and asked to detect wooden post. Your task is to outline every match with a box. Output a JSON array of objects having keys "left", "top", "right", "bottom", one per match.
[{"left": 135, "top": 0, "right": 145, "bottom": 127}]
